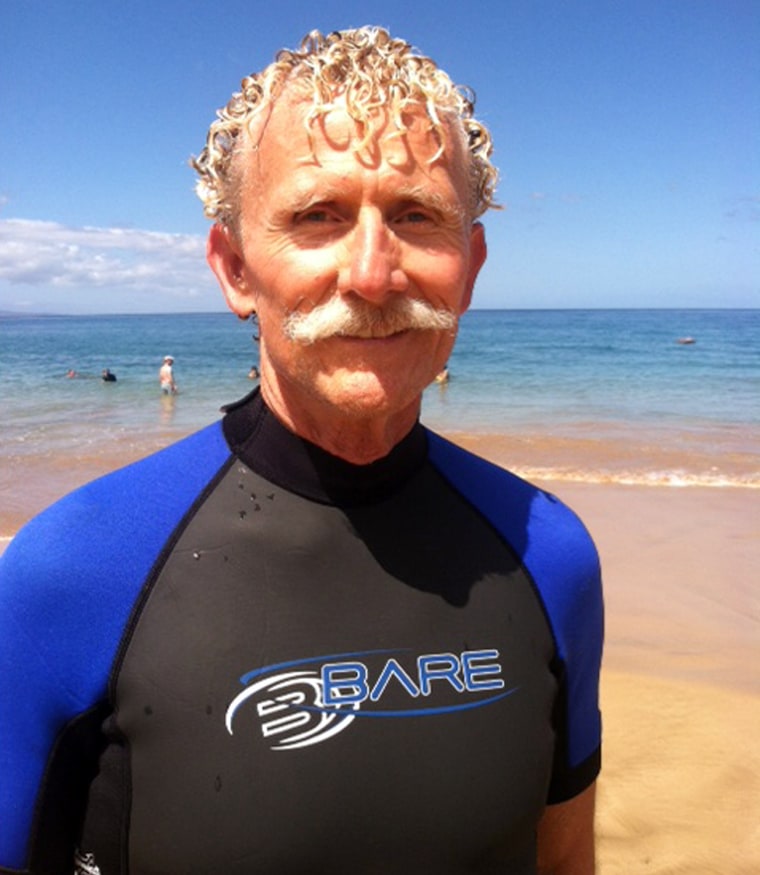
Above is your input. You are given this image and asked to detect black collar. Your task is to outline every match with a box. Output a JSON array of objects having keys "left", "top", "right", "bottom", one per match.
[{"left": 221, "top": 389, "right": 428, "bottom": 506}]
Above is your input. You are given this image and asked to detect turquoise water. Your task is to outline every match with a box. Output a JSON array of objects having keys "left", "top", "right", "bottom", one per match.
[
  {"left": 1, "top": 310, "right": 758, "bottom": 514},
  {"left": 428, "top": 309, "right": 759, "bottom": 431}
]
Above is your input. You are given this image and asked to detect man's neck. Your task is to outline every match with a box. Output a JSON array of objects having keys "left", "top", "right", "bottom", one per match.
[{"left": 260, "top": 380, "right": 421, "bottom": 466}]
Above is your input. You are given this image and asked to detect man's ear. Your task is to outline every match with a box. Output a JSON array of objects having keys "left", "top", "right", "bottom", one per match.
[
  {"left": 459, "top": 221, "right": 487, "bottom": 314},
  {"left": 206, "top": 224, "right": 255, "bottom": 318}
]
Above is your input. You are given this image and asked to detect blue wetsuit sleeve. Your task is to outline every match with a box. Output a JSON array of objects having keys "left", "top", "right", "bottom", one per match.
[
  {"left": 0, "top": 422, "right": 232, "bottom": 873},
  {"left": 426, "top": 431, "right": 604, "bottom": 802}
]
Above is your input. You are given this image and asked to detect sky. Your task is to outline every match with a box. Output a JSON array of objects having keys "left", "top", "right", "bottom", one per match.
[{"left": 1, "top": 0, "right": 758, "bottom": 314}]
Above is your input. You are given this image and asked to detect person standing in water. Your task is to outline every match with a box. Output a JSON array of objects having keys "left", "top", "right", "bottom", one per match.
[{"left": 158, "top": 355, "right": 177, "bottom": 394}]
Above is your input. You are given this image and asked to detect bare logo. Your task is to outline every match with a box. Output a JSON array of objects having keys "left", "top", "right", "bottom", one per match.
[{"left": 225, "top": 648, "right": 514, "bottom": 750}]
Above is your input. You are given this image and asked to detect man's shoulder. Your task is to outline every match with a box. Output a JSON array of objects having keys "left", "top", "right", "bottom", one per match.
[
  {"left": 425, "top": 430, "right": 599, "bottom": 579},
  {"left": 425, "top": 429, "right": 581, "bottom": 523},
  {"left": 426, "top": 430, "right": 542, "bottom": 496},
  {"left": 0, "top": 421, "right": 233, "bottom": 594},
  {"left": 0, "top": 422, "right": 235, "bottom": 732}
]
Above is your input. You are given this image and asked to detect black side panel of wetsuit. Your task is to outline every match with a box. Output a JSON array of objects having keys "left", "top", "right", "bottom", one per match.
[{"left": 25, "top": 705, "right": 109, "bottom": 874}]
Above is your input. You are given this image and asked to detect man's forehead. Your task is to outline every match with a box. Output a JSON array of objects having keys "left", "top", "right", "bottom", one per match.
[{"left": 248, "top": 89, "right": 462, "bottom": 167}]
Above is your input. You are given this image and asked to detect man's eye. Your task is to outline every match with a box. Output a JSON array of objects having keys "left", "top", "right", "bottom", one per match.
[
  {"left": 298, "top": 208, "right": 339, "bottom": 224},
  {"left": 301, "top": 210, "right": 328, "bottom": 222},
  {"left": 398, "top": 210, "right": 432, "bottom": 224}
]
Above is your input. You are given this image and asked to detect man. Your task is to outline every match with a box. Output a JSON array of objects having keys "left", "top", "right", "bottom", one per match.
[
  {"left": 0, "top": 27, "right": 603, "bottom": 874},
  {"left": 159, "top": 354, "right": 177, "bottom": 394}
]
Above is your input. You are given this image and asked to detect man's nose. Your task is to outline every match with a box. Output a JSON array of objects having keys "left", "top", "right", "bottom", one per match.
[{"left": 337, "top": 211, "right": 408, "bottom": 302}]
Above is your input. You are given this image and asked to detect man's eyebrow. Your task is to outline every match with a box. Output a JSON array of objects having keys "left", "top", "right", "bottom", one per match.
[
  {"left": 291, "top": 187, "right": 344, "bottom": 210},
  {"left": 276, "top": 179, "right": 468, "bottom": 223},
  {"left": 391, "top": 186, "right": 467, "bottom": 222}
]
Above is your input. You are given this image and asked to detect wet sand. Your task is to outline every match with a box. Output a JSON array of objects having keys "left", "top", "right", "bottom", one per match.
[{"left": 1, "top": 435, "right": 758, "bottom": 872}]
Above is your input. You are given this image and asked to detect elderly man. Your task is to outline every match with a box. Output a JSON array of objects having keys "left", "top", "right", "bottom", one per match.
[{"left": 0, "top": 28, "right": 602, "bottom": 875}]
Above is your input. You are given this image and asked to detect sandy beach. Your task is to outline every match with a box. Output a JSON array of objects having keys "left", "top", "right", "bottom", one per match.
[
  {"left": 552, "top": 481, "right": 759, "bottom": 874},
  {"left": 1, "top": 438, "right": 758, "bottom": 872}
]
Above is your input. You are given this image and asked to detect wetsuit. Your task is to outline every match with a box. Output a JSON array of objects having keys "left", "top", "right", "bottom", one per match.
[{"left": 0, "top": 390, "right": 603, "bottom": 875}]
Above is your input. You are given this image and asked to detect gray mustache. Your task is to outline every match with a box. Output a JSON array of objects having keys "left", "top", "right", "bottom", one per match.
[{"left": 283, "top": 297, "right": 457, "bottom": 344}]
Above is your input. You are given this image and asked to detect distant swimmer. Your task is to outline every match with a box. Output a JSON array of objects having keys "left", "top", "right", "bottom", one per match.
[
  {"left": 66, "top": 369, "right": 79, "bottom": 379},
  {"left": 434, "top": 364, "right": 450, "bottom": 384},
  {"left": 101, "top": 368, "right": 117, "bottom": 382},
  {"left": 159, "top": 355, "right": 177, "bottom": 394},
  {"left": 676, "top": 337, "right": 696, "bottom": 345},
  {"left": 248, "top": 365, "right": 260, "bottom": 380}
]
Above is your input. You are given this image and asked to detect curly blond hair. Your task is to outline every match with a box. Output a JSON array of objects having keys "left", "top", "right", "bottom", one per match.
[{"left": 191, "top": 26, "right": 498, "bottom": 226}]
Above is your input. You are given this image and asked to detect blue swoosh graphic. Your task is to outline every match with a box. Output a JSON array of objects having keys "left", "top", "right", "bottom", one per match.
[{"left": 287, "top": 687, "right": 518, "bottom": 718}]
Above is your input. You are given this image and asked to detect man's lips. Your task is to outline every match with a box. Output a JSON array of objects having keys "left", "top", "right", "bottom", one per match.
[{"left": 327, "top": 326, "right": 419, "bottom": 341}]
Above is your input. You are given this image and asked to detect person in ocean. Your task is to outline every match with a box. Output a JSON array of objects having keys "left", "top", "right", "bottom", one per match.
[
  {"left": 158, "top": 354, "right": 177, "bottom": 394},
  {"left": 0, "top": 27, "right": 603, "bottom": 875},
  {"left": 101, "top": 368, "right": 117, "bottom": 382}
]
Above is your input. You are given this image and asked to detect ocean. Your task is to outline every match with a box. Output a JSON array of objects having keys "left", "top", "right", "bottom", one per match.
[{"left": 1, "top": 308, "right": 758, "bottom": 534}]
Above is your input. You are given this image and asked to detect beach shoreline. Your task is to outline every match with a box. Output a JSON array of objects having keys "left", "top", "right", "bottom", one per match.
[
  {"left": 1, "top": 430, "right": 758, "bottom": 872},
  {"left": 3, "top": 423, "right": 759, "bottom": 539}
]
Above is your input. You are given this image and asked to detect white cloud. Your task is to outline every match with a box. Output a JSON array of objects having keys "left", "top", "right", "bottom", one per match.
[{"left": 0, "top": 219, "right": 211, "bottom": 294}]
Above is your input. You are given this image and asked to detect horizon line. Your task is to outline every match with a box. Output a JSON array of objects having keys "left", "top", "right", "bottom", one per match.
[{"left": 2, "top": 305, "right": 758, "bottom": 318}]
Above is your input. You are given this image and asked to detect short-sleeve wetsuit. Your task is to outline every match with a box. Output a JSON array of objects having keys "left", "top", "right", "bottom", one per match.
[{"left": 0, "top": 390, "right": 603, "bottom": 875}]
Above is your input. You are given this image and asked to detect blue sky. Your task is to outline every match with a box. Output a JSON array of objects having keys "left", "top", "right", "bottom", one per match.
[{"left": 1, "top": 0, "right": 757, "bottom": 313}]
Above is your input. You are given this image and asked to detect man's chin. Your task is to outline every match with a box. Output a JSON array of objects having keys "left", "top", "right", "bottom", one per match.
[{"left": 311, "top": 368, "right": 421, "bottom": 416}]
